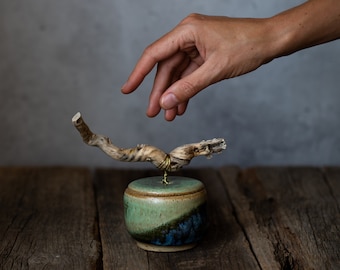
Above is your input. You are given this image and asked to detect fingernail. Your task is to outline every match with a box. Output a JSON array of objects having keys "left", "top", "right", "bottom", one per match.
[{"left": 161, "top": 93, "right": 178, "bottom": 109}]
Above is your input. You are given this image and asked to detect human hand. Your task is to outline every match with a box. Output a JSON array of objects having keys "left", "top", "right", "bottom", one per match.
[
  {"left": 121, "top": 0, "right": 340, "bottom": 121},
  {"left": 121, "top": 14, "right": 276, "bottom": 121}
]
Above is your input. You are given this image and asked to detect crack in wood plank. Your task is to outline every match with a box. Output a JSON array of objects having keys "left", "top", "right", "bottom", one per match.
[
  {"left": 220, "top": 166, "right": 340, "bottom": 270},
  {"left": 218, "top": 168, "right": 264, "bottom": 270}
]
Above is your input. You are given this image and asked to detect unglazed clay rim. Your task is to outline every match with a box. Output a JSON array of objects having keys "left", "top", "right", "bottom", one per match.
[{"left": 136, "top": 241, "right": 197, "bottom": 252}]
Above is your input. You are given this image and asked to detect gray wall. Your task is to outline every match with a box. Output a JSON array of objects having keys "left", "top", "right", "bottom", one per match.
[{"left": 1, "top": 0, "right": 339, "bottom": 169}]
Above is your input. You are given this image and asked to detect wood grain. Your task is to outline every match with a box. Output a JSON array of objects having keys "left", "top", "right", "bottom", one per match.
[
  {"left": 0, "top": 167, "right": 100, "bottom": 269},
  {"left": 1, "top": 166, "right": 338, "bottom": 269},
  {"left": 94, "top": 169, "right": 151, "bottom": 269},
  {"left": 220, "top": 166, "right": 340, "bottom": 270}
]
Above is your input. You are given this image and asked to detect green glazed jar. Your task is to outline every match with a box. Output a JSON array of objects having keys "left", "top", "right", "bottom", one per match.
[{"left": 124, "top": 176, "right": 208, "bottom": 252}]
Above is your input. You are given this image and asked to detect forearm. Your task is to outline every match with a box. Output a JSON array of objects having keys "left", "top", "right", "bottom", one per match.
[{"left": 267, "top": 0, "right": 340, "bottom": 58}]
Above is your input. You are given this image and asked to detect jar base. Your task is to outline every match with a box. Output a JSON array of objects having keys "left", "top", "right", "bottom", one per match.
[{"left": 136, "top": 241, "right": 197, "bottom": 252}]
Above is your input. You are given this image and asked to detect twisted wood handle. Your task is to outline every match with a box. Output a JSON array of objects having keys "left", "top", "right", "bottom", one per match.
[{"left": 72, "top": 112, "right": 226, "bottom": 172}]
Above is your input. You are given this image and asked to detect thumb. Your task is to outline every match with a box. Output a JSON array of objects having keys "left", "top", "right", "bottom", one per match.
[{"left": 160, "top": 62, "right": 218, "bottom": 110}]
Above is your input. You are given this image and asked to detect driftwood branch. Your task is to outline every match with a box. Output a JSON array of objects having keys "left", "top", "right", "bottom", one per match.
[{"left": 72, "top": 112, "right": 226, "bottom": 172}]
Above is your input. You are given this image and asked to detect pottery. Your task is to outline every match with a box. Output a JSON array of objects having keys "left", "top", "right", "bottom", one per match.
[
  {"left": 124, "top": 176, "right": 208, "bottom": 252},
  {"left": 72, "top": 113, "right": 225, "bottom": 252}
]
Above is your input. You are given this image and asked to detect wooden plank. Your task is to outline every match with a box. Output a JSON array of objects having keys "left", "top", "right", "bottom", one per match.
[
  {"left": 220, "top": 166, "right": 340, "bottom": 270},
  {"left": 172, "top": 168, "right": 261, "bottom": 270},
  {"left": 95, "top": 168, "right": 260, "bottom": 270},
  {"left": 94, "top": 169, "right": 151, "bottom": 269},
  {"left": 323, "top": 167, "right": 340, "bottom": 206},
  {"left": 0, "top": 167, "right": 100, "bottom": 270}
]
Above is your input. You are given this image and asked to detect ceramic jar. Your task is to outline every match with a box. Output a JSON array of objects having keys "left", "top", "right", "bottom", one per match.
[{"left": 124, "top": 176, "right": 208, "bottom": 252}]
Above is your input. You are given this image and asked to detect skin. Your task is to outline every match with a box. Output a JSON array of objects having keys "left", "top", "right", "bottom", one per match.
[{"left": 121, "top": 0, "right": 340, "bottom": 121}]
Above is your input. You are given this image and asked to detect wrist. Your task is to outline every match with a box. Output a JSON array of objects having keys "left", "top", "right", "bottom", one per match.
[{"left": 264, "top": 0, "right": 340, "bottom": 59}]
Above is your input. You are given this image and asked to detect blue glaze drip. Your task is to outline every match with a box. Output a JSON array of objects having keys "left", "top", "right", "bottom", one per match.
[{"left": 131, "top": 203, "right": 209, "bottom": 246}]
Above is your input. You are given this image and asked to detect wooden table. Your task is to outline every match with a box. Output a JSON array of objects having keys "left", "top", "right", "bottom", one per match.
[{"left": 0, "top": 166, "right": 339, "bottom": 269}]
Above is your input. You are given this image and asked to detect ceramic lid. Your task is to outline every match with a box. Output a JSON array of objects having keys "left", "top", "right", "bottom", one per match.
[{"left": 126, "top": 176, "right": 205, "bottom": 197}]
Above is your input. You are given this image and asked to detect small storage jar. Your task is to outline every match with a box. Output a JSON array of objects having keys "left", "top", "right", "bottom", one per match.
[{"left": 124, "top": 176, "right": 209, "bottom": 252}]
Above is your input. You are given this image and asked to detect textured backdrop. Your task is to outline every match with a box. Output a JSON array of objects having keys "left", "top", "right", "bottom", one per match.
[{"left": 1, "top": 0, "right": 339, "bottom": 168}]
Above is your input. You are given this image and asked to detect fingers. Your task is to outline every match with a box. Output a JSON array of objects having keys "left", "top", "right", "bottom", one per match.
[
  {"left": 147, "top": 53, "right": 209, "bottom": 120},
  {"left": 120, "top": 51, "right": 157, "bottom": 94},
  {"left": 157, "top": 59, "right": 214, "bottom": 121},
  {"left": 121, "top": 14, "right": 217, "bottom": 121},
  {"left": 146, "top": 52, "right": 188, "bottom": 117},
  {"left": 160, "top": 57, "right": 221, "bottom": 110},
  {"left": 163, "top": 102, "right": 188, "bottom": 121},
  {"left": 121, "top": 27, "right": 188, "bottom": 95}
]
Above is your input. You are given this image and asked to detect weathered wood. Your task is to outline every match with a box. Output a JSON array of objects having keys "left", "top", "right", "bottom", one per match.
[
  {"left": 72, "top": 112, "right": 226, "bottom": 173},
  {"left": 0, "top": 167, "right": 100, "bottom": 270},
  {"left": 220, "top": 166, "right": 340, "bottom": 270},
  {"left": 94, "top": 169, "right": 152, "bottom": 269},
  {"left": 1, "top": 166, "right": 338, "bottom": 270},
  {"left": 95, "top": 168, "right": 260, "bottom": 270},
  {"left": 323, "top": 167, "right": 340, "bottom": 207},
  {"left": 173, "top": 168, "right": 260, "bottom": 270}
]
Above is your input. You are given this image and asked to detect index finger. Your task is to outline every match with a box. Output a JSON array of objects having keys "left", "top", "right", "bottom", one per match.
[{"left": 121, "top": 28, "right": 187, "bottom": 94}]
